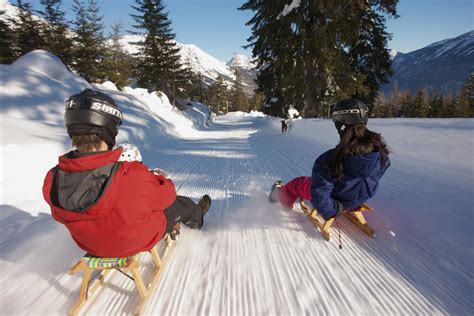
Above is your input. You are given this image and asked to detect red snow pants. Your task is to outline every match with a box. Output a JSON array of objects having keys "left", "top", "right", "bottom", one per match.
[{"left": 278, "top": 176, "right": 311, "bottom": 208}]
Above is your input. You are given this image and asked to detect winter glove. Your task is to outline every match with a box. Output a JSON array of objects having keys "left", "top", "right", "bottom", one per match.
[
  {"left": 323, "top": 200, "right": 344, "bottom": 220},
  {"left": 150, "top": 168, "right": 169, "bottom": 178}
]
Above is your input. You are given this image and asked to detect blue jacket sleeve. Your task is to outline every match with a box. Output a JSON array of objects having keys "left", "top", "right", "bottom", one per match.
[
  {"left": 310, "top": 152, "right": 343, "bottom": 220},
  {"left": 376, "top": 155, "right": 391, "bottom": 180}
]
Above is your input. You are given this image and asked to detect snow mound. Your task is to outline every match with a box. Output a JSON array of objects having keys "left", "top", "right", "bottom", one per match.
[
  {"left": 10, "top": 50, "right": 72, "bottom": 81},
  {"left": 93, "top": 81, "right": 119, "bottom": 91},
  {"left": 183, "top": 101, "right": 213, "bottom": 129}
]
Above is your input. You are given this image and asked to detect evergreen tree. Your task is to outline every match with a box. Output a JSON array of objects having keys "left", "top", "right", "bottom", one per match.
[
  {"left": 38, "top": 0, "right": 73, "bottom": 65},
  {"left": 372, "top": 94, "right": 385, "bottom": 118},
  {"left": 240, "top": 0, "right": 398, "bottom": 117},
  {"left": 0, "top": 10, "right": 17, "bottom": 63},
  {"left": 130, "top": 0, "right": 186, "bottom": 104},
  {"left": 72, "top": 0, "right": 105, "bottom": 82},
  {"left": 230, "top": 67, "right": 249, "bottom": 112},
  {"left": 13, "top": 0, "right": 44, "bottom": 56},
  {"left": 249, "top": 92, "right": 264, "bottom": 112},
  {"left": 399, "top": 91, "right": 413, "bottom": 117},
  {"left": 413, "top": 89, "right": 429, "bottom": 117},
  {"left": 428, "top": 92, "right": 442, "bottom": 118},
  {"left": 103, "top": 22, "right": 134, "bottom": 89},
  {"left": 458, "top": 74, "right": 473, "bottom": 118},
  {"left": 205, "top": 75, "right": 229, "bottom": 114}
]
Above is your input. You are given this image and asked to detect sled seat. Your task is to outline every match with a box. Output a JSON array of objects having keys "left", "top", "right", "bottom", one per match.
[
  {"left": 68, "top": 235, "right": 175, "bottom": 316},
  {"left": 299, "top": 200, "right": 375, "bottom": 241}
]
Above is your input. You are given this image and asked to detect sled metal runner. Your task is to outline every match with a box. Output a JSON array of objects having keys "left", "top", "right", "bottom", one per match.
[
  {"left": 68, "top": 234, "right": 176, "bottom": 316},
  {"left": 299, "top": 201, "right": 375, "bottom": 241}
]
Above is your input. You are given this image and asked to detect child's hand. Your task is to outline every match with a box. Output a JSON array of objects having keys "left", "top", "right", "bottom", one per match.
[{"left": 150, "top": 168, "right": 169, "bottom": 178}]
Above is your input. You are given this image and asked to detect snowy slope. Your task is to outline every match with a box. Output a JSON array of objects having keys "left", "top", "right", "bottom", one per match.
[
  {"left": 177, "top": 42, "right": 235, "bottom": 86},
  {"left": 1, "top": 52, "right": 473, "bottom": 315},
  {"left": 119, "top": 35, "right": 236, "bottom": 85}
]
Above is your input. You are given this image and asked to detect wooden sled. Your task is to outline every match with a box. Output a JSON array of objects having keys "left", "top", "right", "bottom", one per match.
[
  {"left": 68, "top": 234, "right": 176, "bottom": 316},
  {"left": 299, "top": 200, "right": 375, "bottom": 241}
]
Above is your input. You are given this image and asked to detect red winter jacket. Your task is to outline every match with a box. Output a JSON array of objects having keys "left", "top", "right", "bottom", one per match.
[{"left": 43, "top": 148, "right": 176, "bottom": 257}]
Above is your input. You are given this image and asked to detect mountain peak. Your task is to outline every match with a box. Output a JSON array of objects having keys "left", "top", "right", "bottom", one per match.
[{"left": 227, "top": 54, "right": 254, "bottom": 70}]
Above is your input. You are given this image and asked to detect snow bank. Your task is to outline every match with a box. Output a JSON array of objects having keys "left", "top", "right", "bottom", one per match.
[
  {"left": 10, "top": 49, "right": 73, "bottom": 81},
  {"left": 93, "top": 80, "right": 119, "bottom": 91}
]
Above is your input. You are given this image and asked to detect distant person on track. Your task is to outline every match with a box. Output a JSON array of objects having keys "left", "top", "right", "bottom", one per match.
[
  {"left": 269, "top": 99, "right": 390, "bottom": 220},
  {"left": 42, "top": 89, "right": 211, "bottom": 258},
  {"left": 281, "top": 119, "right": 288, "bottom": 134}
]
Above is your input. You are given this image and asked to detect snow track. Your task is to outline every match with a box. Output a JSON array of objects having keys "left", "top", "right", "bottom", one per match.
[{"left": 1, "top": 116, "right": 473, "bottom": 315}]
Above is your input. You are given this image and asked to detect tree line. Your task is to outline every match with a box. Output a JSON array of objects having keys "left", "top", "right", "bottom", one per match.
[{"left": 373, "top": 76, "right": 473, "bottom": 118}]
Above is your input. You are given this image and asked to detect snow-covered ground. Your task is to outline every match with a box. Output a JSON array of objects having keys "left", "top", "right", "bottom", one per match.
[{"left": 1, "top": 51, "right": 473, "bottom": 315}]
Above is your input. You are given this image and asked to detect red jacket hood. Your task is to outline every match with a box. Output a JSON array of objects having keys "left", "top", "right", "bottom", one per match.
[{"left": 58, "top": 148, "right": 123, "bottom": 172}]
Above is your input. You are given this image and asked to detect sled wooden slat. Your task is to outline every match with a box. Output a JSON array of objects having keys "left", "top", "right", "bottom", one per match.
[
  {"left": 300, "top": 200, "right": 375, "bottom": 241},
  {"left": 68, "top": 235, "right": 175, "bottom": 316}
]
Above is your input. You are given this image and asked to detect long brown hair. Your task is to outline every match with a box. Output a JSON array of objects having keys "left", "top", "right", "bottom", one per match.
[{"left": 331, "top": 124, "right": 390, "bottom": 180}]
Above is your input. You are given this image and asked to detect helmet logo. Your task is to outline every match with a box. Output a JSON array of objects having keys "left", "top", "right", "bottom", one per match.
[
  {"left": 333, "top": 109, "right": 360, "bottom": 115},
  {"left": 91, "top": 101, "right": 123, "bottom": 120},
  {"left": 66, "top": 99, "right": 77, "bottom": 109}
]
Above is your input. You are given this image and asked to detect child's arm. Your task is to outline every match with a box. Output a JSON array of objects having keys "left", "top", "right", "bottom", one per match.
[{"left": 310, "top": 154, "right": 344, "bottom": 220}]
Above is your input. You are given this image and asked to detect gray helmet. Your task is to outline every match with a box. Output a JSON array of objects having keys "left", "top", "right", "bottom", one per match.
[
  {"left": 331, "top": 99, "right": 368, "bottom": 135},
  {"left": 65, "top": 89, "right": 123, "bottom": 146}
]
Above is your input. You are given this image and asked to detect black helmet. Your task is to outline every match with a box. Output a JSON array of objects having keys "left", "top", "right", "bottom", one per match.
[
  {"left": 65, "top": 89, "right": 123, "bottom": 146},
  {"left": 331, "top": 99, "right": 368, "bottom": 135}
]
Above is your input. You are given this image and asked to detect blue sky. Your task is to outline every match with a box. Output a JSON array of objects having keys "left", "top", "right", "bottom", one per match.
[{"left": 24, "top": 0, "right": 473, "bottom": 60}]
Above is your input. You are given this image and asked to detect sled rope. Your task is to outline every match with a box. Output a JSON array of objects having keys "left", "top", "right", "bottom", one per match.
[{"left": 335, "top": 218, "right": 342, "bottom": 249}]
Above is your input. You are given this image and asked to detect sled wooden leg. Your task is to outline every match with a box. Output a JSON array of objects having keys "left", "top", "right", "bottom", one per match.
[
  {"left": 342, "top": 204, "right": 375, "bottom": 237},
  {"left": 300, "top": 201, "right": 334, "bottom": 241},
  {"left": 134, "top": 236, "right": 176, "bottom": 316},
  {"left": 68, "top": 262, "right": 91, "bottom": 316},
  {"left": 129, "top": 261, "right": 147, "bottom": 299}
]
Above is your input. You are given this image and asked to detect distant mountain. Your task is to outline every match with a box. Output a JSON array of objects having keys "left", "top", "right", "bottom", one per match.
[
  {"left": 384, "top": 31, "right": 474, "bottom": 95},
  {"left": 227, "top": 54, "right": 257, "bottom": 96},
  {"left": 119, "top": 36, "right": 256, "bottom": 97}
]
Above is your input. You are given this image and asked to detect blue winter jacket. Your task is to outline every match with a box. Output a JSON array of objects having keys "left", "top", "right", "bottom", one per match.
[{"left": 310, "top": 149, "right": 390, "bottom": 220}]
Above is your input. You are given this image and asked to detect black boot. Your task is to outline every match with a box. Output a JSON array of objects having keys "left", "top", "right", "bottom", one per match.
[
  {"left": 169, "top": 223, "right": 181, "bottom": 240},
  {"left": 269, "top": 180, "right": 284, "bottom": 203},
  {"left": 198, "top": 195, "right": 211, "bottom": 215}
]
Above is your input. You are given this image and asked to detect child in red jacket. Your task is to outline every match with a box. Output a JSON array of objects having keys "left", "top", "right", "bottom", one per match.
[
  {"left": 269, "top": 99, "right": 390, "bottom": 219},
  {"left": 43, "top": 89, "right": 211, "bottom": 258}
]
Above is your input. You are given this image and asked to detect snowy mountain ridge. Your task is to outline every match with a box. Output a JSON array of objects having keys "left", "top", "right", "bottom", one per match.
[
  {"left": 119, "top": 35, "right": 255, "bottom": 92},
  {"left": 385, "top": 30, "right": 474, "bottom": 94}
]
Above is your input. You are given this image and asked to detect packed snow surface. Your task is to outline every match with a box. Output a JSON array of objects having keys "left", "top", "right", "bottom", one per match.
[{"left": 1, "top": 51, "right": 473, "bottom": 315}]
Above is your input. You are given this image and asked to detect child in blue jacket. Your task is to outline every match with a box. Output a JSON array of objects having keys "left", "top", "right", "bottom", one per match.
[{"left": 270, "top": 99, "right": 390, "bottom": 219}]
